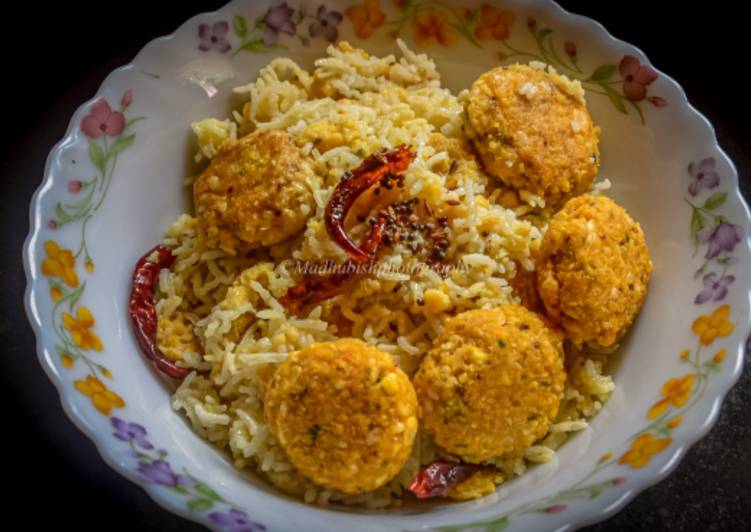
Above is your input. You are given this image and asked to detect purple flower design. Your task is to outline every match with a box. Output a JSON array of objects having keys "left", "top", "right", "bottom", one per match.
[
  {"left": 138, "top": 460, "right": 195, "bottom": 488},
  {"left": 198, "top": 22, "right": 231, "bottom": 53},
  {"left": 688, "top": 157, "right": 720, "bottom": 196},
  {"left": 695, "top": 272, "right": 736, "bottom": 304},
  {"left": 264, "top": 2, "right": 296, "bottom": 47},
  {"left": 309, "top": 5, "right": 343, "bottom": 42},
  {"left": 111, "top": 417, "right": 153, "bottom": 449},
  {"left": 697, "top": 221, "right": 744, "bottom": 259},
  {"left": 209, "top": 509, "right": 266, "bottom": 531}
]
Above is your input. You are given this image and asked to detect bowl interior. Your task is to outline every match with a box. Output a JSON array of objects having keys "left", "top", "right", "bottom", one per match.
[{"left": 25, "top": 1, "right": 750, "bottom": 530}]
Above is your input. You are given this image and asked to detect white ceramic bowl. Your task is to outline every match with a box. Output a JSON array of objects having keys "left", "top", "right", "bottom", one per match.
[{"left": 23, "top": 1, "right": 751, "bottom": 530}]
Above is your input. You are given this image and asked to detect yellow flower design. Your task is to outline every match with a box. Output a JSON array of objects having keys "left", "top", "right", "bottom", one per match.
[
  {"left": 41, "top": 240, "right": 79, "bottom": 288},
  {"left": 63, "top": 306, "right": 103, "bottom": 351},
  {"left": 413, "top": 9, "right": 458, "bottom": 46},
  {"left": 474, "top": 4, "right": 514, "bottom": 41},
  {"left": 713, "top": 349, "right": 727, "bottom": 363},
  {"left": 85, "top": 259, "right": 95, "bottom": 273},
  {"left": 60, "top": 354, "right": 74, "bottom": 369},
  {"left": 619, "top": 433, "right": 671, "bottom": 469},
  {"left": 667, "top": 416, "right": 683, "bottom": 429},
  {"left": 75, "top": 375, "right": 125, "bottom": 415},
  {"left": 679, "top": 349, "right": 690, "bottom": 360},
  {"left": 647, "top": 374, "right": 696, "bottom": 419},
  {"left": 50, "top": 286, "right": 63, "bottom": 302},
  {"left": 691, "top": 304, "right": 734, "bottom": 345},
  {"left": 345, "top": 0, "right": 385, "bottom": 39}
]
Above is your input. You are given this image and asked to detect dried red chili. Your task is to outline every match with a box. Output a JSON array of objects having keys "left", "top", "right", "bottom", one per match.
[
  {"left": 281, "top": 146, "right": 416, "bottom": 316},
  {"left": 280, "top": 208, "right": 392, "bottom": 316},
  {"left": 324, "top": 144, "right": 415, "bottom": 262},
  {"left": 408, "top": 461, "right": 481, "bottom": 499},
  {"left": 128, "top": 244, "right": 189, "bottom": 379}
]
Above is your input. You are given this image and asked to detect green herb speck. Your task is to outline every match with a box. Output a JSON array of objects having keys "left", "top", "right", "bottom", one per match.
[{"left": 498, "top": 339, "right": 506, "bottom": 348}]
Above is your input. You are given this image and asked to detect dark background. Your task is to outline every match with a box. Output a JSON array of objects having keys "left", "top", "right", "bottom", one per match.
[{"left": 2, "top": 2, "right": 748, "bottom": 530}]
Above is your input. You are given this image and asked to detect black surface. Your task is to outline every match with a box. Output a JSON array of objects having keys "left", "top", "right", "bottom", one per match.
[{"left": 1, "top": 2, "right": 748, "bottom": 530}]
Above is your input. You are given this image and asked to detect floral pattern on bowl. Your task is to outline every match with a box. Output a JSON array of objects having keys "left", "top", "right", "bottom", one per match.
[{"left": 23, "top": 1, "right": 750, "bottom": 531}]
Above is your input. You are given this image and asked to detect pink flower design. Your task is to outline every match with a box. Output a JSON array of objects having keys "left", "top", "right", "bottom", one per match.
[
  {"left": 81, "top": 99, "right": 125, "bottom": 138},
  {"left": 648, "top": 96, "right": 668, "bottom": 107},
  {"left": 121, "top": 89, "right": 133, "bottom": 109},
  {"left": 68, "top": 180, "right": 82, "bottom": 193},
  {"left": 47, "top": 220, "right": 58, "bottom": 230},
  {"left": 612, "top": 477, "right": 627, "bottom": 485},
  {"left": 564, "top": 40, "right": 577, "bottom": 58},
  {"left": 544, "top": 504, "right": 567, "bottom": 513},
  {"left": 619, "top": 55, "right": 657, "bottom": 101}
]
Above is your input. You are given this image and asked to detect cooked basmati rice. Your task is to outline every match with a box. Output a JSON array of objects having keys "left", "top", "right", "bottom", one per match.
[{"left": 158, "top": 41, "right": 614, "bottom": 508}]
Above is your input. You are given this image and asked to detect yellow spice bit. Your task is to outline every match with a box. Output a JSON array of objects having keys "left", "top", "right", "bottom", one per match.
[{"left": 423, "top": 289, "right": 451, "bottom": 314}]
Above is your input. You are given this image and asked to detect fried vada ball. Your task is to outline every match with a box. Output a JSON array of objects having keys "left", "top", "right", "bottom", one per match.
[
  {"left": 414, "top": 305, "right": 565, "bottom": 462},
  {"left": 194, "top": 130, "right": 317, "bottom": 254},
  {"left": 264, "top": 338, "right": 418, "bottom": 494},
  {"left": 464, "top": 64, "right": 600, "bottom": 207},
  {"left": 536, "top": 195, "right": 652, "bottom": 348}
]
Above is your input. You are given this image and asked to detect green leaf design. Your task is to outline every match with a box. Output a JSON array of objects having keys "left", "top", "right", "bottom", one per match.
[
  {"left": 240, "top": 38, "right": 269, "bottom": 52},
  {"left": 589, "top": 64, "right": 616, "bottom": 82},
  {"left": 690, "top": 208, "right": 706, "bottom": 247},
  {"left": 187, "top": 498, "right": 213, "bottom": 512},
  {"left": 233, "top": 15, "right": 248, "bottom": 38},
  {"left": 448, "top": 22, "right": 482, "bottom": 48},
  {"left": 601, "top": 84, "right": 626, "bottom": 114},
  {"left": 108, "top": 133, "right": 135, "bottom": 157},
  {"left": 62, "top": 195, "right": 93, "bottom": 212},
  {"left": 55, "top": 203, "right": 75, "bottom": 225},
  {"left": 88, "top": 140, "right": 107, "bottom": 175},
  {"left": 703, "top": 192, "right": 727, "bottom": 210},
  {"left": 587, "top": 485, "right": 603, "bottom": 498},
  {"left": 536, "top": 28, "right": 552, "bottom": 41},
  {"left": 486, "top": 516, "right": 511, "bottom": 532},
  {"left": 54, "top": 343, "right": 70, "bottom": 356},
  {"left": 68, "top": 283, "right": 86, "bottom": 312},
  {"left": 626, "top": 99, "right": 645, "bottom": 125},
  {"left": 194, "top": 483, "right": 223, "bottom": 502},
  {"left": 440, "top": 515, "right": 510, "bottom": 532},
  {"left": 124, "top": 116, "right": 146, "bottom": 130}
]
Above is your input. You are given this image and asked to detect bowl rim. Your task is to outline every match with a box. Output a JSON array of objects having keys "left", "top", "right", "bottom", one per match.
[{"left": 22, "top": 0, "right": 751, "bottom": 529}]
